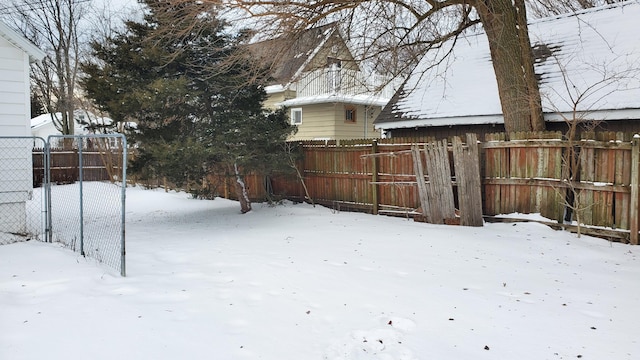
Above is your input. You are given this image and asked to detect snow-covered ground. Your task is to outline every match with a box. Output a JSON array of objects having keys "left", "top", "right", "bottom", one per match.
[{"left": 1, "top": 184, "right": 639, "bottom": 359}]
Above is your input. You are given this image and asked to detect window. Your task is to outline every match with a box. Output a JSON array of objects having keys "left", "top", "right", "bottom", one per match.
[
  {"left": 345, "top": 106, "right": 356, "bottom": 123},
  {"left": 291, "top": 108, "right": 302, "bottom": 125},
  {"left": 327, "top": 57, "right": 342, "bottom": 68}
]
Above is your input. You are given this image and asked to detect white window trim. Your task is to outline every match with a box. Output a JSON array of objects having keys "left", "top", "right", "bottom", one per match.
[{"left": 291, "top": 108, "right": 303, "bottom": 125}]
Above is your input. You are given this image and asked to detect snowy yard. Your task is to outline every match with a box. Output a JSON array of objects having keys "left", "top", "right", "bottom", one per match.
[{"left": 1, "top": 185, "right": 639, "bottom": 359}]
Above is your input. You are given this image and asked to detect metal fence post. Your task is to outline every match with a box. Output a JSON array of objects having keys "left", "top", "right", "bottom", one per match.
[
  {"left": 120, "top": 135, "right": 127, "bottom": 277},
  {"left": 78, "top": 142, "right": 85, "bottom": 256},
  {"left": 45, "top": 139, "right": 52, "bottom": 243}
]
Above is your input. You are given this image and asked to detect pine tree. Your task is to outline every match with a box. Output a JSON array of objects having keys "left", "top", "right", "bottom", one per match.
[{"left": 81, "top": 1, "right": 295, "bottom": 213}]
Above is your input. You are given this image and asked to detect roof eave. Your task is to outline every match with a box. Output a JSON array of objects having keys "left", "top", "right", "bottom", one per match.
[
  {"left": 0, "top": 21, "right": 46, "bottom": 63},
  {"left": 279, "top": 94, "right": 389, "bottom": 107},
  {"left": 375, "top": 108, "right": 640, "bottom": 130}
]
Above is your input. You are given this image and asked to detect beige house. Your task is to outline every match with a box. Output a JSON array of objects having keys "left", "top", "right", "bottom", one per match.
[{"left": 254, "top": 24, "right": 398, "bottom": 141}]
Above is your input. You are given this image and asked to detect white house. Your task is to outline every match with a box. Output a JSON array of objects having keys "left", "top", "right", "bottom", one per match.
[{"left": 0, "top": 21, "right": 45, "bottom": 240}]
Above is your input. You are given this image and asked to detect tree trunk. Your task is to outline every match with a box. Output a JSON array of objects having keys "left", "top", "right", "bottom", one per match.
[
  {"left": 475, "top": 0, "right": 545, "bottom": 135},
  {"left": 234, "top": 162, "right": 252, "bottom": 213}
]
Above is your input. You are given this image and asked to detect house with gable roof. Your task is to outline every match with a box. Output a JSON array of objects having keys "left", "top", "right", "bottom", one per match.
[
  {"left": 0, "top": 20, "right": 45, "bottom": 242},
  {"left": 252, "top": 23, "right": 399, "bottom": 141},
  {"left": 375, "top": 2, "right": 640, "bottom": 140}
]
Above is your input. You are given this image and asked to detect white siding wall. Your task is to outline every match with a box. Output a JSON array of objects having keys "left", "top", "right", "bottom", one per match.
[
  {"left": 0, "top": 36, "right": 30, "bottom": 136},
  {"left": 0, "top": 35, "right": 33, "bottom": 233}
]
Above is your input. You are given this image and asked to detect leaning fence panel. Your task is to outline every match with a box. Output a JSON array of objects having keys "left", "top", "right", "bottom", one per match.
[
  {"left": 47, "top": 135, "right": 127, "bottom": 276},
  {"left": 0, "top": 137, "right": 47, "bottom": 245}
]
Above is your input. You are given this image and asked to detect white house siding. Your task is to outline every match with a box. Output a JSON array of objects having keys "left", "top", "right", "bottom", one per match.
[{"left": 0, "top": 34, "right": 34, "bottom": 234}]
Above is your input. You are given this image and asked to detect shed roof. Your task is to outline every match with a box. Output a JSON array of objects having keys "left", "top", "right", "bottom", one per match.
[
  {"left": 375, "top": 1, "right": 640, "bottom": 130},
  {"left": 0, "top": 21, "right": 45, "bottom": 63}
]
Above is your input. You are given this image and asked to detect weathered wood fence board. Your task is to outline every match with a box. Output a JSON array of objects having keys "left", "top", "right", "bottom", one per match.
[
  {"left": 452, "top": 134, "right": 483, "bottom": 226},
  {"left": 426, "top": 140, "right": 457, "bottom": 222},
  {"left": 411, "top": 144, "right": 432, "bottom": 222}
]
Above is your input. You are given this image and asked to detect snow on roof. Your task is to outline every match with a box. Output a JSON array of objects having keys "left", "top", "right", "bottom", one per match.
[
  {"left": 279, "top": 93, "right": 389, "bottom": 107},
  {"left": 0, "top": 21, "right": 45, "bottom": 63},
  {"left": 31, "top": 111, "right": 116, "bottom": 130},
  {"left": 264, "top": 84, "right": 285, "bottom": 94},
  {"left": 249, "top": 23, "right": 340, "bottom": 87},
  {"left": 30, "top": 113, "right": 61, "bottom": 130},
  {"left": 376, "top": 1, "right": 640, "bottom": 129},
  {"left": 283, "top": 27, "right": 338, "bottom": 89}
]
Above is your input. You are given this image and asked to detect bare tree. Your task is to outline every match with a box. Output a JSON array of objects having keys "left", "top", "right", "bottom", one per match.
[
  {"left": 181, "top": 0, "right": 547, "bottom": 135},
  {"left": 4, "top": 0, "right": 88, "bottom": 136},
  {"left": 284, "top": 142, "right": 314, "bottom": 207},
  {"left": 543, "top": 53, "right": 640, "bottom": 237}
]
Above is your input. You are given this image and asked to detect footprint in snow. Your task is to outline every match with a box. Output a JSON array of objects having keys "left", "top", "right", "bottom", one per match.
[{"left": 323, "top": 316, "right": 417, "bottom": 360}]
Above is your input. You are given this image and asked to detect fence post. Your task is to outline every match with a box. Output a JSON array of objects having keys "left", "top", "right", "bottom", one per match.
[
  {"left": 371, "top": 139, "right": 379, "bottom": 215},
  {"left": 120, "top": 135, "right": 128, "bottom": 277},
  {"left": 45, "top": 141, "right": 52, "bottom": 243},
  {"left": 78, "top": 142, "right": 85, "bottom": 256},
  {"left": 630, "top": 135, "right": 639, "bottom": 245}
]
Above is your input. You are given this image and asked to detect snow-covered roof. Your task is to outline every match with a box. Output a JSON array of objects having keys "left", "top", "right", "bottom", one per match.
[
  {"left": 279, "top": 93, "right": 389, "bottom": 107},
  {"left": 375, "top": 1, "right": 640, "bottom": 130},
  {"left": 30, "top": 113, "right": 58, "bottom": 130},
  {"left": 249, "top": 23, "right": 341, "bottom": 88},
  {"left": 264, "top": 84, "right": 286, "bottom": 94},
  {"left": 31, "top": 111, "right": 116, "bottom": 132},
  {"left": 0, "top": 21, "right": 45, "bottom": 63}
]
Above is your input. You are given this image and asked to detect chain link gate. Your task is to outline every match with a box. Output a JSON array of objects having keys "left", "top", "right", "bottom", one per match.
[{"left": 0, "top": 135, "right": 127, "bottom": 276}]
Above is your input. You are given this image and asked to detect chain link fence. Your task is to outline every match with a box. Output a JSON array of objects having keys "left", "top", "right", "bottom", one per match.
[
  {"left": 0, "top": 135, "right": 127, "bottom": 276},
  {"left": 0, "top": 137, "right": 47, "bottom": 245}
]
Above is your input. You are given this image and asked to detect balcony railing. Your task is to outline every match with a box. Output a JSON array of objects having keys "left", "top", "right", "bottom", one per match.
[{"left": 294, "top": 67, "right": 400, "bottom": 99}]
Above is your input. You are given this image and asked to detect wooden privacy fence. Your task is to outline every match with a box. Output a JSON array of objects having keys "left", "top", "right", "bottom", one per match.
[
  {"left": 268, "top": 136, "right": 488, "bottom": 221},
  {"left": 128, "top": 131, "right": 640, "bottom": 244},
  {"left": 267, "top": 132, "right": 640, "bottom": 244},
  {"left": 33, "top": 147, "right": 124, "bottom": 186},
  {"left": 482, "top": 131, "right": 640, "bottom": 243}
]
